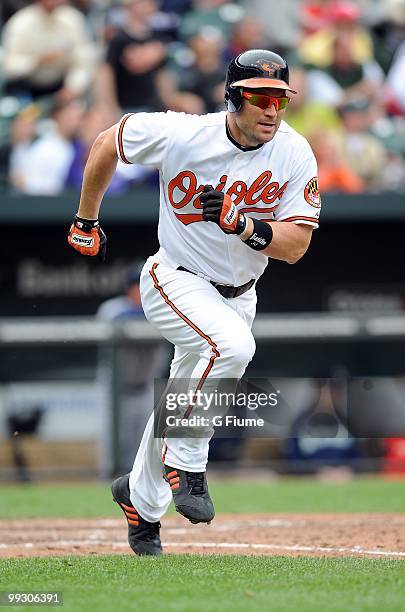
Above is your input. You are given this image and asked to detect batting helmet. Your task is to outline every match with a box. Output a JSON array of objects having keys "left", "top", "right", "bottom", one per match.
[{"left": 225, "top": 49, "right": 297, "bottom": 112}]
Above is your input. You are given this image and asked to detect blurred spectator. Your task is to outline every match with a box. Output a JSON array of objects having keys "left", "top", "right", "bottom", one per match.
[
  {"left": 289, "top": 65, "right": 405, "bottom": 192},
  {"left": 1, "top": 0, "right": 96, "bottom": 102},
  {"left": 65, "top": 104, "right": 157, "bottom": 193},
  {"left": 300, "top": 0, "right": 335, "bottom": 36},
  {"left": 282, "top": 380, "right": 361, "bottom": 475},
  {"left": 180, "top": 0, "right": 245, "bottom": 41},
  {"left": 241, "top": 0, "right": 300, "bottom": 52},
  {"left": 286, "top": 67, "right": 342, "bottom": 138},
  {"left": 305, "top": 29, "right": 384, "bottom": 109},
  {"left": 298, "top": 1, "right": 375, "bottom": 68},
  {"left": 6, "top": 405, "right": 45, "bottom": 482},
  {"left": 301, "top": 0, "right": 388, "bottom": 35},
  {"left": 329, "top": 30, "right": 383, "bottom": 105},
  {"left": 310, "top": 129, "right": 365, "bottom": 193},
  {"left": 386, "top": 40, "right": 405, "bottom": 113},
  {"left": 97, "top": 0, "right": 169, "bottom": 114},
  {"left": 102, "top": 0, "right": 180, "bottom": 45},
  {"left": 14, "top": 99, "right": 84, "bottom": 195},
  {"left": 179, "top": 32, "right": 226, "bottom": 113},
  {"left": 7, "top": 104, "right": 40, "bottom": 191},
  {"left": 0, "top": 0, "right": 403, "bottom": 196},
  {"left": 225, "top": 16, "right": 269, "bottom": 63},
  {"left": 97, "top": 0, "right": 202, "bottom": 115},
  {"left": 370, "top": 0, "right": 405, "bottom": 74},
  {"left": 338, "top": 99, "right": 389, "bottom": 190}
]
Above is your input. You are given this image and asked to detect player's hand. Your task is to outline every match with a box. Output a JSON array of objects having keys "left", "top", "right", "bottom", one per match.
[
  {"left": 67, "top": 215, "right": 107, "bottom": 262},
  {"left": 200, "top": 185, "right": 246, "bottom": 235}
]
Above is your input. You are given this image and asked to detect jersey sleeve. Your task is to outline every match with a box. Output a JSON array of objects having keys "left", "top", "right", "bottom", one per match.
[
  {"left": 115, "top": 112, "right": 171, "bottom": 169},
  {"left": 274, "top": 147, "right": 321, "bottom": 228}
]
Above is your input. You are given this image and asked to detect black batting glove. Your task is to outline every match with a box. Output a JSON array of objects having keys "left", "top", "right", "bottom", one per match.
[{"left": 200, "top": 185, "right": 247, "bottom": 235}]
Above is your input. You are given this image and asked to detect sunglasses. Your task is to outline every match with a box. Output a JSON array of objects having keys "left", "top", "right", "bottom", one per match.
[{"left": 242, "top": 91, "right": 290, "bottom": 111}]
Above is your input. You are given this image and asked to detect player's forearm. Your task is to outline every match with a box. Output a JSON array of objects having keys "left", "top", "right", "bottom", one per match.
[
  {"left": 263, "top": 222, "right": 312, "bottom": 263},
  {"left": 77, "top": 129, "right": 118, "bottom": 219},
  {"left": 241, "top": 218, "right": 312, "bottom": 263}
]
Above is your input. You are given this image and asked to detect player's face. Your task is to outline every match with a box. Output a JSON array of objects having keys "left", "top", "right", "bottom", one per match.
[{"left": 230, "top": 87, "right": 289, "bottom": 147}]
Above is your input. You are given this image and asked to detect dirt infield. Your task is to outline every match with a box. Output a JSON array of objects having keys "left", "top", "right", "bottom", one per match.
[{"left": 1, "top": 514, "right": 405, "bottom": 559}]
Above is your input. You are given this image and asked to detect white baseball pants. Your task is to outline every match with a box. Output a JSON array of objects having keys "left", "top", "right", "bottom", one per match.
[{"left": 129, "top": 249, "right": 257, "bottom": 522}]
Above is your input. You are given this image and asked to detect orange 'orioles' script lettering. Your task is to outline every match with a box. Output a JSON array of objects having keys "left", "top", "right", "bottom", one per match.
[{"left": 168, "top": 171, "right": 288, "bottom": 225}]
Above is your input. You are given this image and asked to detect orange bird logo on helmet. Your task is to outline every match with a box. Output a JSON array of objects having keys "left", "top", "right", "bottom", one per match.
[{"left": 254, "top": 60, "right": 284, "bottom": 75}]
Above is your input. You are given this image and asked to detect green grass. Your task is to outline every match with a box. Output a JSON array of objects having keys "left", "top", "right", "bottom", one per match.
[
  {"left": 1, "top": 477, "right": 404, "bottom": 611},
  {"left": 0, "top": 555, "right": 404, "bottom": 612},
  {"left": 0, "top": 476, "right": 404, "bottom": 519},
  {"left": 0, "top": 477, "right": 405, "bottom": 612}
]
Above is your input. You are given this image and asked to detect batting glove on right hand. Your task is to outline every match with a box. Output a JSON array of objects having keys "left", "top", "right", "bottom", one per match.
[{"left": 68, "top": 215, "right": 107, "bottom": 262}]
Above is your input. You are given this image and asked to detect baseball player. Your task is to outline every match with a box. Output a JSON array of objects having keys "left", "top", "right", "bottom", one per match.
[{"left": 68, "top": 49, "right": 321, "bottom": 556}]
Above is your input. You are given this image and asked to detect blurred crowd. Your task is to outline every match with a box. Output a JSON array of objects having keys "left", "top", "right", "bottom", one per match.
[{"left": 0, "top": 0, "right": 404, "bottom": 195}]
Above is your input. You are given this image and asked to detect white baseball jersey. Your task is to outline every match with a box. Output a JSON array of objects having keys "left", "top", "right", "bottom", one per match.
[{"left": 115, "top": 110, "right": 321, "bottom": 286}]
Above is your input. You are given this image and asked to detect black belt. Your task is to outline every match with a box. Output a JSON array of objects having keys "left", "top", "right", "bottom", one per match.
[{"left": 177, "top": 266, "right": 255, "bottom": 299}]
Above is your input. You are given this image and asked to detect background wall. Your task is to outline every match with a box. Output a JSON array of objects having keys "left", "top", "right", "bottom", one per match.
[{"left": 1, "top": 192, "right": 404, "bottom": 316}]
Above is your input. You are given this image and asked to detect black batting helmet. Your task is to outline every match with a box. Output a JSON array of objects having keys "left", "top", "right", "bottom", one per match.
[{"left": 225, "top": 49, "right": 297, "bottom": 112}]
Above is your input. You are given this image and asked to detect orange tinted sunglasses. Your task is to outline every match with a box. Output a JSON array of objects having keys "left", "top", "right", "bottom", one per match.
[{"left": 242, "top": 91, "right": 290, "bottom": 111}]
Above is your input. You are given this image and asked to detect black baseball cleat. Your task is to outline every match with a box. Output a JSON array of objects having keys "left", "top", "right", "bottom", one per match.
[
  {"left": 163, "top": 465, "right": 215, "bottom": 524},
  {"left": 111, "top": 474, "right": 162, "bottom": 556}
]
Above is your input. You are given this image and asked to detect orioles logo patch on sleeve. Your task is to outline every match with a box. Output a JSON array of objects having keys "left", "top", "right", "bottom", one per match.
[{"left": 304, "top": 177, "right": 321, "bottom": 208}]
